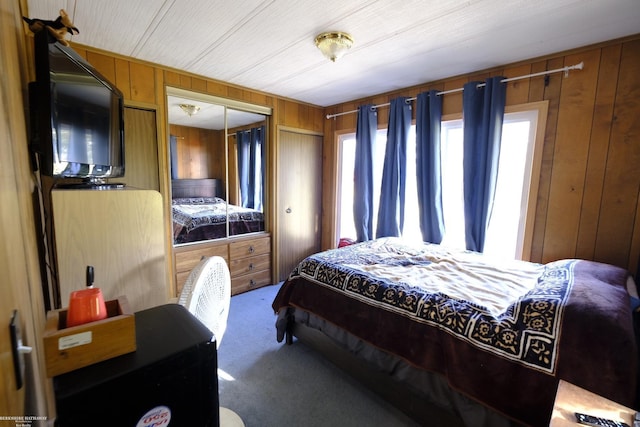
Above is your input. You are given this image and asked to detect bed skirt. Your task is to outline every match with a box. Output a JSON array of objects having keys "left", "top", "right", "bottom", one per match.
[{"left": 279, "top": 308, "right": 525, "bottom": 427}]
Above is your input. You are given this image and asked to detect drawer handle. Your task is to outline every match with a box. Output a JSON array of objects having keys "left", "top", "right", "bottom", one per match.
[
  {"left": 248, "top": 246, "right": 255, "bottom": 254},
  {"left": 249, "top": 279, "right": 256, "bottom": 287},
  {"left": 248, "top": 263, "right": 254, "bottom": 271}
]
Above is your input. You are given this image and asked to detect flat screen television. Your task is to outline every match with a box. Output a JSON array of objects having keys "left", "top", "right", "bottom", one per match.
[{"left": 29, "top": 29, "right": 125, "bottom": 185}]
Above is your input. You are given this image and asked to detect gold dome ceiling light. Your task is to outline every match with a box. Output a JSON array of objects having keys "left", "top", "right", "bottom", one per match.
[
  {"left": 179, "top": 103, "right": 200, "bottom": 116},
  {"left": 314, "top": 32, "right": 354, "bottom": 62}
]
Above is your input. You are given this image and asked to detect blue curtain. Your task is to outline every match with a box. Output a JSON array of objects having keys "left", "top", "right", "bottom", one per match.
[
  {"left": 353, "top": 105, "right": 377, "bottom": 241},
  {"left": 376, "top": 97, "right": 411, "bottom": 238},
  {"left": 236, "top": 126, "right": 264, "bottom": 210},
  {"left": 416, "top": 90, "right": 444, "bottom": 243},
  {"left": 258, "top": 125, "right": 266, "bottom": 212},
  {"left": 462, "top": 76, "right": 506, "bottom": 252},
  {"left": 169, "top": 135, "right": 178, "bottom": 179},
  {"left": 236, "top": 130, "right": 251, "bottom": 207},
  {"left": 250, "top": 126, "right": 264, "bottom": 211}
]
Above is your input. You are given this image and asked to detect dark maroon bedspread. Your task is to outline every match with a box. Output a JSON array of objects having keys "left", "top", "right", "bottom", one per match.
[
  {"left": 172, "top": 197, "right": 265, "bottom": 243},
  {"left": 272, "top": 244, "right": 637, "bottom": 426}
]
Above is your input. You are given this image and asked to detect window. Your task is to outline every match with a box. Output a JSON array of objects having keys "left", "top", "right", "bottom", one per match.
[
  {"left": 338, "top": 128, "right": 388, "bottom": 240},
  {"left": 337, "top": 103, "right": 546, "bottom": 260}
]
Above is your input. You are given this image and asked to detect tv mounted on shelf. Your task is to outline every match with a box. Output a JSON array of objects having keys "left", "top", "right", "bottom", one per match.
[{"left": 28, "top": 29, "right": 125, "bottom": 187}]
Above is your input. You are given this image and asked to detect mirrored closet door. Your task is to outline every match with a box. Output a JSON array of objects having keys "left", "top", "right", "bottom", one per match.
[{"left": 166, "top": 87, "right": 271, "bottom": 245}]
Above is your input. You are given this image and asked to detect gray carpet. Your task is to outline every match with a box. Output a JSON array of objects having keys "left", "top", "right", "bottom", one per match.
[{"left": 217, "top": 283, "right": 420, "bottom": 427}]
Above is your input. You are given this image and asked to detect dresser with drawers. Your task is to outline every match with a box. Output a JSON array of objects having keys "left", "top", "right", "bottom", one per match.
[{"left": 174, "top": 233, "right": 272, "bottom": 296}]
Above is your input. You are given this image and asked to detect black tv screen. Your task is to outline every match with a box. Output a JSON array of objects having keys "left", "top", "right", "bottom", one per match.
[{"left": 30, "top": 30, "right": 124, "bottom": 181}]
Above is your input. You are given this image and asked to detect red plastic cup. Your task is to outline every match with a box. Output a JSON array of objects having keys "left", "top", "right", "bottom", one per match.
[{"left": 66, "top": 288, "right": 108, "bottom": 328}]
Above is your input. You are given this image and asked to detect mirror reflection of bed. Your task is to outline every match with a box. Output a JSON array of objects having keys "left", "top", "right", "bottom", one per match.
[{"left": 171, "top": 178, "right": 265, "bottom": 244}]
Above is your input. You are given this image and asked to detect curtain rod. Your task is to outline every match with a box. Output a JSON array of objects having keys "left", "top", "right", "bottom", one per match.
[{"left": 325, "top": 62, "right": 584, "bottom": 120}]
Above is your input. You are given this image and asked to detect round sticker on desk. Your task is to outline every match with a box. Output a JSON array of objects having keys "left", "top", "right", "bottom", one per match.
[{"left": 136, "top": 406, "right": 171, "bottom": 427}]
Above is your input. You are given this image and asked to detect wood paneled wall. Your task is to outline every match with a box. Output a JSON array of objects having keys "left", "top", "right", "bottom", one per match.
[
  {"left": 4, "top": 0, "right": 53, "bottom": 417},
  {"left": 323, "top": 35, "right": 640, "bottom": 275},
  {"left": 169, "top": 124, "right": 223, "bottom": 180}
]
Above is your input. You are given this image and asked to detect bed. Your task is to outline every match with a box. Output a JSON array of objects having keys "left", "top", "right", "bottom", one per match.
[
  {"left": 171, "top": 178, "right": 264, "bottom": 243},
  {"left": 272, "top": 238, "right": 638, "bottom": 427}
]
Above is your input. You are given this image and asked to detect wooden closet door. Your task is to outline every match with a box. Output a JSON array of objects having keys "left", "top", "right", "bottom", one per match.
[
  {"left": 277, "top": 129, "right": 323, "bottom": 281},
  {"left": 120, "top": 107, "right": 159, "bottom": 191}
]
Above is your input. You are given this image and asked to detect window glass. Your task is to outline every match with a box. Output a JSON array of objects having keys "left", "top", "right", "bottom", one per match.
[{"left": 338, "top": 109, "right": 539, "bottom": 259}]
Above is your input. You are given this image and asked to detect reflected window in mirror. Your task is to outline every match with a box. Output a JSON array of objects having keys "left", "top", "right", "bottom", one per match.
[{"left": 233, "top": 124, "right": 265, "bottom": 212}]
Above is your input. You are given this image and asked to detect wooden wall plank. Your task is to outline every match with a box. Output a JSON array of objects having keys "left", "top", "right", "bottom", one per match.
[
  {"left": 249, "top": 92, "right": 271, "bottom": 108},
  {"left": 541, "top": 50, "right": 601, "bottom": 262},
  {"left": 129, "top": 62, "right": 155, "bottom": 103},
  {"left": 169, "top": 124, "right": 224, "bottom": 180},
  {"left": 1, "top": 0, "right": 51, "bottom": 415},
  {"left": 576, "top": 45, "right": 621, "bottom": 261},
  {"left": 86, "top": 51, "right": 116, "bottom": 85},
  {"left": 442, "top": 77, "right": 466, "bottom": 116},
  {"left": 469, "top": 71, "right": 493, "bottom": 83},
  {"left": 194, "top": 128, "right": 207, "bottom": 178},
  {"left": 212, "top": 129, "right": 225, "bottom": 183},
  {"left": 529, "top": 57, "right": 565, "bottom": 262},
  {"left": 295, "top": 103, "right": 324, "bottom": 133},
  {"left": 594, "top": 39, "right": 640, "bottom": 268},
  {"left": 120, "top": 107, "right": 159, "bottom": 191},
  {"left": 321, "top": 116, "right": 338, "bottom": 249},
  {"left": 192, "top": 77, "right": 207, "bottom": 92},
  {"left": 334, "top": 101, "right": 357, "bottom": 131},
  {"left": 115, "top": 58, "right": 131, "bottom": 99},
  {"left": 171, "top": 125, "right": 188, "bottom": 178},
  {"left": 280, "top": 99, "right": 309, "bottom": 128},
  {"left": 72, "top": 45, "right": 87, "bottom": 59},
  {"left": 527, "top": 60, "right": 548, "bottom": 102},
  {"left": 187, "top": 127, "right": 202, "bottom": 178},
  {"left": 206, "top": 80, "right": 228, "bottom": 97},
  {"left": 177, "top": 127, "right": 190, "bottom": 177},
  {"left": 228, "top": 86, "right": 244, "bottom": 102},
  {"left": 179, "top": 74, "right": 192, "bottom": 89},
  {"left": 164, "top": 70, "right": 181, "bottom": 86},
  {"left": 504, "top": 64, "right": 532, "bottom": 105},
  {"left": 187, "top": 127, "right": 203, "bottom": 177},
  {"left": 277, "top": 99, "right": 289, "bottom": 126}
]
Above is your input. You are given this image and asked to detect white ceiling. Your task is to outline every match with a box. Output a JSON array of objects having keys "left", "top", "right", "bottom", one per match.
[{"left": 25, "top": 0, "right": 640, "bottom": 109}]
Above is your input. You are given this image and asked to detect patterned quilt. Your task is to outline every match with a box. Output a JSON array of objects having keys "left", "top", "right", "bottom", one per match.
[
  {"left": 273, "top": 238, "right": 637, "bottom": 426},
  {"left": 172, "top": 197, "right": 264, "bottom": 243},
  {"left": 172, "top": 197, "right": 263, "bottom": 232},
  {"left": 294, "top": 238, "right": 570, "bottom": 374}
]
